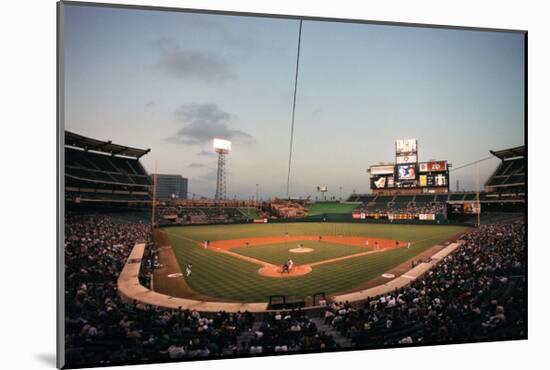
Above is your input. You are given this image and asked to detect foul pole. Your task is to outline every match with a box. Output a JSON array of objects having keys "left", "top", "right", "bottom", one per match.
[
  {"left": 476, "top": 162, "right": 480, "bottom": 227},
  {"left": 151, "top": 161, "right": 158, "bottom": 230}
]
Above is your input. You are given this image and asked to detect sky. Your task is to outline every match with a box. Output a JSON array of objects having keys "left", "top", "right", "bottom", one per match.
[{"left": 63, "top": 4, "right": 525, "bottom": 200}]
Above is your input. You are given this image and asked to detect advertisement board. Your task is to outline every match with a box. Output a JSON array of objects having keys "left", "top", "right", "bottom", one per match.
[
  {"left": 419, "top": 214, "right": 436, "bottom": 220},
  {"left": 419, "top": 161, "right": 448, "bottom": 172},
  {"left": 397, "top": 164, "right": 416, "bottom": 180},
  {"left": 419, "top": 174, "right": 427, "bottom": 187},
  {"left": 396, "top": 155, "right": 417, "bottom": 164},
  {"left": 371, "top": 175, "right": 395, "bottom": 189},
  {"left": 464, "top": 202, "right": 481, "bottom": 214},
  {"left": 396, "top": 181, "right": 418, "bottom": 188},
  {"left": 419, "top": 173, "right": 449, "bottom": 187},
  {"left": 372, "top": 177, "right": 386, "bottom": 189},
  {"left": 447, "top": 202, "right": 480, "bottom": 215},
  {"left": 434, "top": 173, "right": 447, "bottom": 187},
  {"left": 370, "top": 165, "right": 395, "bottom": 175},
  {"left": 395, "top": 139, "right": 417, "bottom": 154}
]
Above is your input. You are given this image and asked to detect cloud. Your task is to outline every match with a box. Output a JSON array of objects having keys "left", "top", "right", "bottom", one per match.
[
  {"left": 167, "top": 103, "right": 254, "bottom": 146},
  {"left": 196, "top": 169, "right": 218, "bottom": 182},
  {"left": 197, "top": 149, "right": 216, "bottom": 156},
  {"left": 151, "top": 38, "right": 233, "bottom": 83},
  {"left": 187, "top": 162, "right": 207, "bottom": 168},
  {"left": 176, "top": 16, "right": 256, "bottom": 51}
]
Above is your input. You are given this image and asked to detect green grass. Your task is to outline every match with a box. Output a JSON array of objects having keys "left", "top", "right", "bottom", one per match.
[
  {"left": 232, "top": 240, "right": 368, "bottom": 265},
  {"left": 163, "top": 222, "right": 465, "bottom": 302},
  {"left": 307, "top": 202, "right": 358, "bottom": 216}
]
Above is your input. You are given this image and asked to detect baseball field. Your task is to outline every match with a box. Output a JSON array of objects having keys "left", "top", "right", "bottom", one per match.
[{"left": 156, "top": 222, "right": 466, "bottom": 302}]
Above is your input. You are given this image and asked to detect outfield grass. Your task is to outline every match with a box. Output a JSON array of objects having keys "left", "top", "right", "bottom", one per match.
[
  {"left": 307, "top": 202, "right": 357, "bottom": 216},
  {"left": 163, "top": 222, "right": 465, "bottom": 302},
  {"left": 232, "top": 240, "right": 368, "bottom": 265}
]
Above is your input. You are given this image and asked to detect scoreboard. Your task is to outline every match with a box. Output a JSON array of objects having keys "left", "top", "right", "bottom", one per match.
[
  {"left": 368, "top": 139, "right": 449, "bottom": 194},
  {"left": 370, "top": 162, "right": 448, "bottom": 191}
]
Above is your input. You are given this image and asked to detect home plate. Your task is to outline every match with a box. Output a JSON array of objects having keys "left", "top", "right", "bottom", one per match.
[
  {"left": 381, "top": 273, "right": 395, "bottom": 279},
  {"left": 168, "top": 273, "right": 183, "bottom": 278}
]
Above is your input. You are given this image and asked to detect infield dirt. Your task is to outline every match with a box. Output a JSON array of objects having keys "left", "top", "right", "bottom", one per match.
[{"left": 208, "top": 235, "right": 407, "bottom": 278}]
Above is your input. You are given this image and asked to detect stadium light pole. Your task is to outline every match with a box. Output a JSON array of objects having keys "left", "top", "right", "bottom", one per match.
[
  {"left": 255, "top": 184, "right": 259, "bottom": 205},
  {"left": 213, "top": 138, "right": 231, "bottom": 200}
]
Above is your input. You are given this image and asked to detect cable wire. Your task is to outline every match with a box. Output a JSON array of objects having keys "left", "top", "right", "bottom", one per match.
[{"left": 286, "top": 19, "right": 303, "bottom": 199}]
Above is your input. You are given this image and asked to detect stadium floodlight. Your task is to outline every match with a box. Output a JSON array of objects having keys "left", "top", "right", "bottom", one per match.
[
  {"left": 213, "top": 138, "right": 231, "bottom": 153},
  {"left": 213, "top": 138, "right": 231, "bottom": 200}
]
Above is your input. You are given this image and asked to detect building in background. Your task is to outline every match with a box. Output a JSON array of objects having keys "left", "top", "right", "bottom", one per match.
[{"left": 150, "top": 174, "right": 188, "bottom": 200}]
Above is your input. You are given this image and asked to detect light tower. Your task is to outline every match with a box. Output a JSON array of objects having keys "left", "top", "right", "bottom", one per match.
[{"left": 213, "top": 138, "right": 231, "bottom": 200}]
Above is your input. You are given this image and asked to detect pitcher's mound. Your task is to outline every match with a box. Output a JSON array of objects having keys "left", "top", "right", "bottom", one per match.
[
  {"left": 289, "top": 247, "right": 314, "bottom": 253},
  {"left": 258, "top": 265, "right": 312, "bottom": 277}
]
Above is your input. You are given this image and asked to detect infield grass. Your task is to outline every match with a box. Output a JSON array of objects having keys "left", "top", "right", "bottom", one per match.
[
  {"left": 162, "top": 222, "right": 465, "bottom": 302},
  {"left": 232, "top": 240, "right": 368, "bottom": 265}
]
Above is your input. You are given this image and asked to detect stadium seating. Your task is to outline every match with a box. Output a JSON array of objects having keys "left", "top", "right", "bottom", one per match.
[
  {"left": 66, "top": 148, "right": 151, "bottom": 186},
  {"left": 65, "top": 132, "right": 152, "bottom": 204},
  {"left": 449, "top": 193, "right": 466, "bottom": 201},
  {"left": 348, "top": 195, "right": 376, "bottom": 203},
  {"left": 374, "top": 195, "right": 395, "bottom": 204},
  {"left": 270, "top": 201, "right": 308, "bottom": 218},
  {"left": 157, "top": 206, "right": 250, "bottom": 226},
  {"left": 485, "top": 147, "right": 525, "bottom": 190},
  {"left": 412, "top": 194, "right": 435, "bottom": 203}
]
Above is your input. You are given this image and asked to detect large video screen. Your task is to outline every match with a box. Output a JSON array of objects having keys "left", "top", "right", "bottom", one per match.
[{"left": 397, "top": 164, "right": 416, "bottom": 180}]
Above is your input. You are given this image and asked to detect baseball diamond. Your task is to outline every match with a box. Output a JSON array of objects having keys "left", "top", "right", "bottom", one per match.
[{"left": 152, "top": 223, "right": 466, "bottom": 302}]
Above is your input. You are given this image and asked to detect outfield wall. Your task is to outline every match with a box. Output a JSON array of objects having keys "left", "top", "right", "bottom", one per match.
[{"left": 159, "top": 214, "right": 471, "bottom": 229}]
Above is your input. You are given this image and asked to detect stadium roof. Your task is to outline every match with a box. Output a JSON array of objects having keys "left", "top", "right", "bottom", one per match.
[
  {"left": 490, "top": 145, "right": 525, "bottom": 160},
  {"left": 65, "top": 131, "right": 150, "bottom": 158}
]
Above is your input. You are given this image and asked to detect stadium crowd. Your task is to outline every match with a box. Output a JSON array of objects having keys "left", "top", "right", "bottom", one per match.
[
  {"left": 321, "top": 220, "right": 525, "bottom": 346},
  {"left": 64, "top": 214, "right": 253, "bottom": 366},
  {"left": 64, "top": 212, "right": 525, "bottom": 366},
  {"left": 241, "top": 310, "right": 336, "bottom": 354}
]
